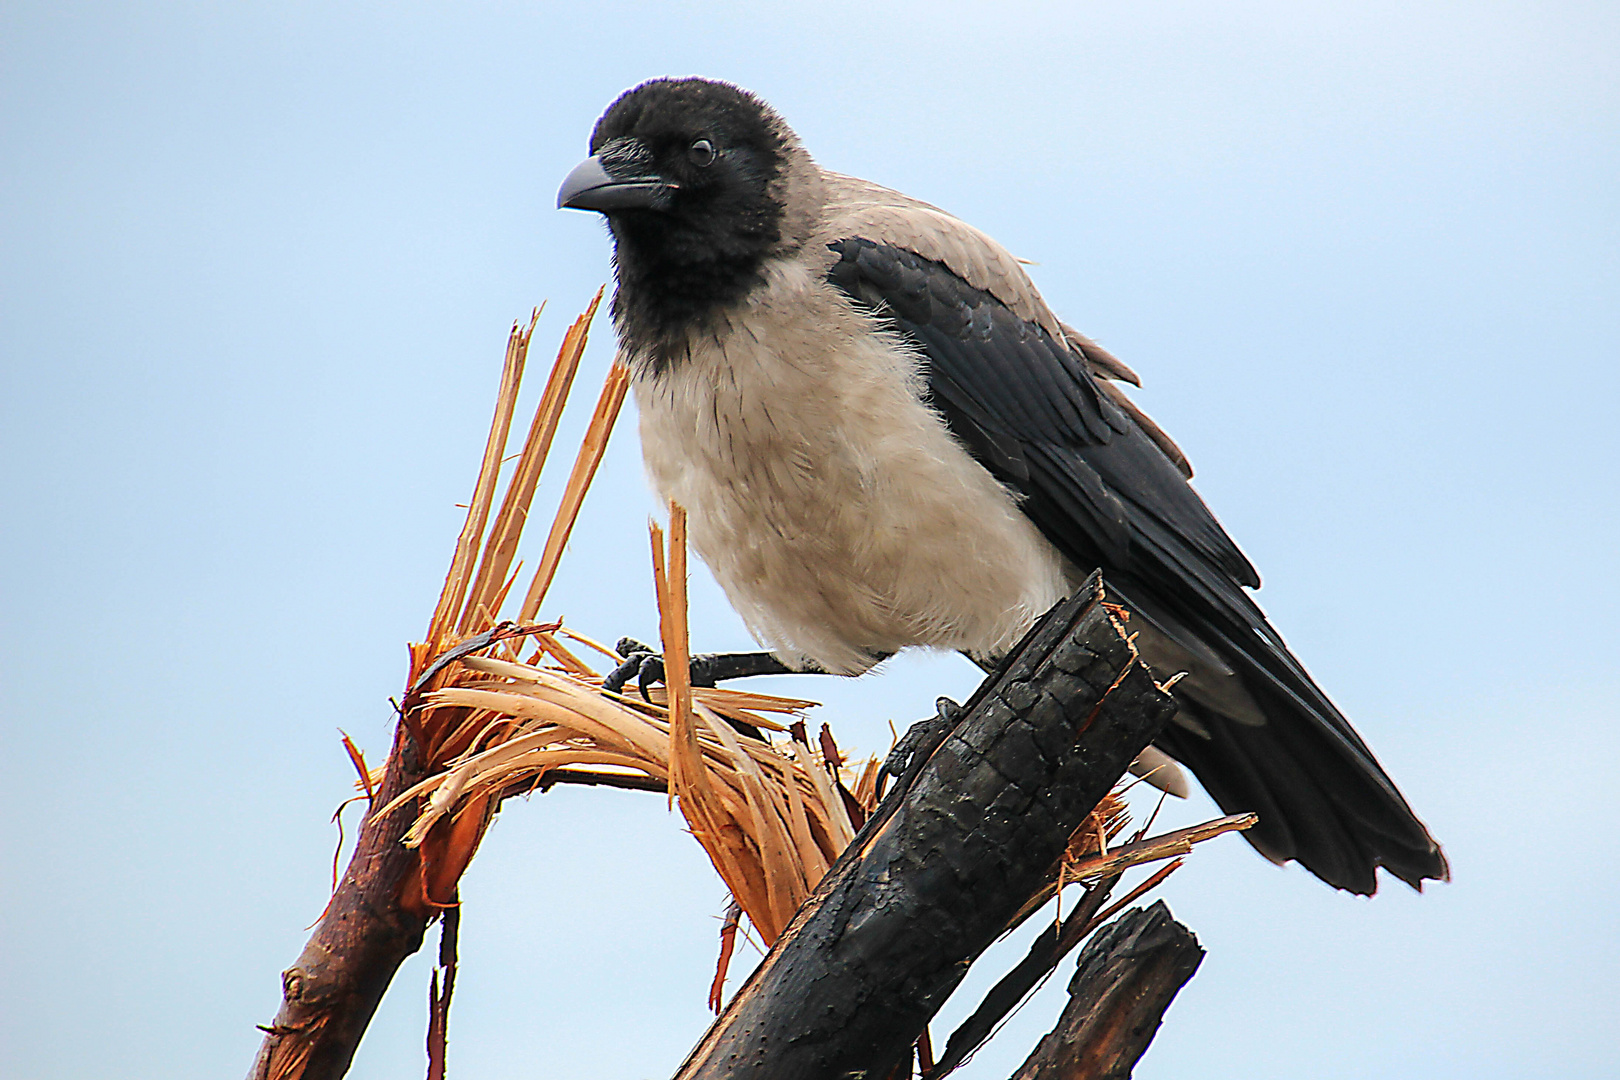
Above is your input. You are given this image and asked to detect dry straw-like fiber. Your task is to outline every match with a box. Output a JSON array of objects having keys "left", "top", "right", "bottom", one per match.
[{"left": 381, "top": 293, "right": 876, "bottom": 947}]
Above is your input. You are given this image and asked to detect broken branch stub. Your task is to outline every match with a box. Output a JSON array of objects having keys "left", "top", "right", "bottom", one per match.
[
  {"left": 249, "top": 726, "right": 433, "bottom": 1080},
  {"left": 671, "top": 576, "right": 1179, "bottom": 1080},
  {"left": 1009, "top": 901, "right": 1204, "bottom": 1080}
]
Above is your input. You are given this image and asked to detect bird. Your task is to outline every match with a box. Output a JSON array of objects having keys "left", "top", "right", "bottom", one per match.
[{"left": 556, "top": 76, "right": 1448, "bottom": 895}]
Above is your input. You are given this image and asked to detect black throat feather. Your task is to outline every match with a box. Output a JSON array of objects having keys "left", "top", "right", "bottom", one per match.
[
  {"left": 607, "top": 205, "right": 780, "bottom": 374},
  {"left": 588, "top": 78, "right": 795, "bottom": 374}
]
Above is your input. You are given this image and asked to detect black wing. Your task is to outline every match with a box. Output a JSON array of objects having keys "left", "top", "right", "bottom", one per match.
[{"left": 828, "top": 237, "right": 1446, "bottom": 894}]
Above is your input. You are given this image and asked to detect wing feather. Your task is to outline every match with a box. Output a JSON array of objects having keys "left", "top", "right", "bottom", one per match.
[{"left": 823, "top": 227, "right": 1448, "bottom": 893}]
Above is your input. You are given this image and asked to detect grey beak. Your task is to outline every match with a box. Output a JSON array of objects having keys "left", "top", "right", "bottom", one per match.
[{"left": 557, "top": 154, "right": 675, "bottom": 212}]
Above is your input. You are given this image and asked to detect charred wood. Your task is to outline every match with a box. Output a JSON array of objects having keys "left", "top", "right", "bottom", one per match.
[
  {"left": 1008, "top": 902, "right": 1203, "bottom": 1080},
  {"left": 671, "top": 577, "right": 1178, "bottom": 1080}
]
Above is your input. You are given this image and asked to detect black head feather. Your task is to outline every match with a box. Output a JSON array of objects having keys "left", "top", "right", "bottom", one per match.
[{"left": 584, "top": 78, "right": 797, "bottom": 362}]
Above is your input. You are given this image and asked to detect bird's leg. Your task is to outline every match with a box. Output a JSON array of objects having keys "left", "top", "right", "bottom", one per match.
[
  {"left": 602, "top": 638, "right": 838, "bottom": 743},
  {"left": 697, "top": 651, "right": 808, "bottom": 682},
  {"left": 602, "top": 638, "right": 662, "bottom": 697},
  {"left": 602, "top": 638, "right": 825, "bottom": 697},
  {"left": 877, "top": 696, "right": 965, "bottom": 799}
]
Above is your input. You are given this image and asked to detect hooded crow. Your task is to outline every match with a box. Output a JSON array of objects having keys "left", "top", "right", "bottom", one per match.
[{"left": 558, "top": 76, "right": 1447, "bottom": 895}]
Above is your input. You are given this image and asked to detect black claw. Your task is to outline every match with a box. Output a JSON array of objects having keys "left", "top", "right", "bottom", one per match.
[
  {"left": 604, "top": 639, "right": 659, "bottom": 695},
  {"left": 603, "top": 656, "right": 642, "bottom": 695},
  {"left": 605, "top": 637, "right": 734, "bottom": 699},
  {"left": 635, "top": 654, "right": 666, "bottom": 702},
  {"left": 601, "top": 638, "right": 776, "bottom": 742}
]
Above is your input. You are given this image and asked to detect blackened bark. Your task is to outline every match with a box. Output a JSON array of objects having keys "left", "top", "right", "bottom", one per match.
[
  {"left": 1009, "top": 902, "right": 1203, "bottom": 1080},
  {"left": 930, "top": 875, "right": 1122, "bottom": 1077},
  {"left": 672, "top": 578, "right": 1178, "bottom": 1080}
]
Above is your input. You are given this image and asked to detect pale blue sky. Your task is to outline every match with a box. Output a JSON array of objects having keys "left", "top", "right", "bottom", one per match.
[{"left": 3, "top": 3, "right": 1617, "bottom": 1078}]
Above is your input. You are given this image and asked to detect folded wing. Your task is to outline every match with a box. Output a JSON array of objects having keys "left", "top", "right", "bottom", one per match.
[{"left": 825, "top": 228, "right": 1447, "bottom": 894}]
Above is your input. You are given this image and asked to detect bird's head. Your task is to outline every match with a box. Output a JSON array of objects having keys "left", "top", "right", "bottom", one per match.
[{"left": 559, "top": 78, "right": 819, "bottom": 355}]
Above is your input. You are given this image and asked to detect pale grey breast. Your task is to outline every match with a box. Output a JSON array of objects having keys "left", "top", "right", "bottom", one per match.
[{"left": 629, "top": 257, "right": 1073, "bottom": 674}]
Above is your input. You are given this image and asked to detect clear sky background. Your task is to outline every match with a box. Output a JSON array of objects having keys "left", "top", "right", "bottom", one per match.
[{"left": 3, "top": 3, "right": 1617, "bottom": 1078}]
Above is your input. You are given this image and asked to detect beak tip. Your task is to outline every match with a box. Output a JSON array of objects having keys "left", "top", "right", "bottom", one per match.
[
  {"left": 556, "top": 152, "right": 671, "bottom": 213},
  {"left": 557, "top": 155, "right": 614, "bottom": 213}
]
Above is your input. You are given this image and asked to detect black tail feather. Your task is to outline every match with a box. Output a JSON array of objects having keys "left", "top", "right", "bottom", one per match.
[{"left": 1155, "top": 694, "right": 1448, "bottom": 895}]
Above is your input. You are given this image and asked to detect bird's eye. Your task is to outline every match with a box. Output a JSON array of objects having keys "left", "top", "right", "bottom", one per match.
[{"left": 688, "top": 138, "right": 716, "bottom": 167}]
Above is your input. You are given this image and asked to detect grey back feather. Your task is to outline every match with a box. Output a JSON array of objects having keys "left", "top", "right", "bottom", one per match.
[{"left": 813, "top": 170, "right": 1195, "bottom": 479}]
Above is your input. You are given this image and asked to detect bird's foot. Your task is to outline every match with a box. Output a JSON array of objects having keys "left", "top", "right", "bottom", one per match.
[
  {"left": 878, "top": 696, "right": 965, "bottom": 797},
  {"left": 603, "top": 639, "right": 807, "bottom": 699},
  {"left": 604, "top": 638, "right": 675, "bottom": 699},
  {"left": 604, "top": 638, "right": 780, "bottom": 741}
]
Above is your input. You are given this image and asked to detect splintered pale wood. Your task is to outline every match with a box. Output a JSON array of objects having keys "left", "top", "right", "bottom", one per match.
[
  {"left": 654, "top": 509, "right": 696, "bottom": 807},
  {"left": 247, "top": 300, "right": 600, "bottom": 1080},
  {"left": 403, "top": 339, "right": 630, "bottom": 919},
  {"left": 1062, "top": 813, "right": 1257, "bottom": 881},
  {"left": 671, "top": 577, "right": 1180, "bottom": 1080},
  {"left": 648, "top": 506, "right": 824, "bottom": 943},
  {"left": 461, "top": 288, "right": 602, "bottom": 634},
  {"left": 390, "top": 588, "right": 861, "bottom": 948},
  {"left": 655, "top": 510, "right": 768, "bottom": 932},
  {"left": 427, "top": 313, "right": 536, "bottom": 648},
  {"left": 1009, "top": 902, "right": 1204, "bottom": 1080},
  {"left": 388, "top": 660, "right": 839, "bottom": 827},
  {"left": 517, "top": 359, "right": 630, "bottom": 622}
]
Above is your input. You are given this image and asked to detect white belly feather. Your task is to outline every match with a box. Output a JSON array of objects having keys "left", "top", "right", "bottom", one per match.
[{"left": 631, "top": 259, "right": 1072, "bottom": 675}]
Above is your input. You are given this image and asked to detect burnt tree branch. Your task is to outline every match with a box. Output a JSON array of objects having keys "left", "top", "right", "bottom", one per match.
[
  {"left": 672, "top": 578, "right": 1179, "bottom": 1080},
  {"left": 1009, "top": 902, "right": 1204, "bottom": 1080},
  {"left": 930, "top": 874, "right": 1123, "bottom": 1077}
]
